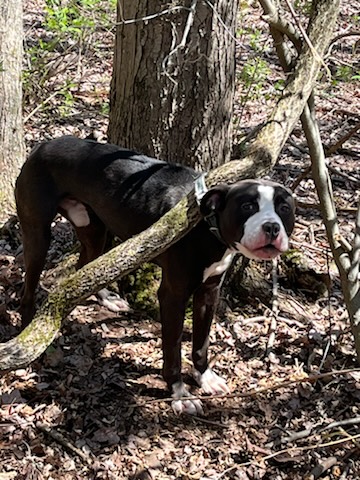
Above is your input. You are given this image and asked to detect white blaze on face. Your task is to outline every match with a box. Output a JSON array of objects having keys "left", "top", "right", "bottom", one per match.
[{"left": 235, "top": 185, "right": 289, "bottom": 260}]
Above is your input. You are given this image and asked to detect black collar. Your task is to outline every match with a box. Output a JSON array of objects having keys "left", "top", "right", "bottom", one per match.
[
  {"left": 194, "top": 174, "right": 228, "bottom": 246},
  {"left": 204, "top": 212, "right": 228, "bottom": 246}
]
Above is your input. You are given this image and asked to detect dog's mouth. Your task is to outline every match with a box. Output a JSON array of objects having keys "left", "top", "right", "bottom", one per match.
[
  {"left": 253, "top": 244, "right": 282, "bottom": 259},
  {"left": 233, "top": 241, "right": 285, "bottom": 260},
  {"left": 233, "top": 237, "right": 289, "bottom": 260}
]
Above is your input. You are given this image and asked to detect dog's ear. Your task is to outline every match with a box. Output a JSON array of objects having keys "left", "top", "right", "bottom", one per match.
[{"left": 199, "top": 184, "right": 230, "bottom": 217}]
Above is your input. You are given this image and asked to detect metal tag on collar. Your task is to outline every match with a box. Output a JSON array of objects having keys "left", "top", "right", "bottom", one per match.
[{"left": 194, "top": 173, "right": 208, "bottom": 205}]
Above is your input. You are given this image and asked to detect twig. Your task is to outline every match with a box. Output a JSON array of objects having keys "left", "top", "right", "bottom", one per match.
[
  {"left": 348, "top": 201, "right": 360, "bottom": 283},
  {"left": 116, "top": 5, "right": 191, "bottom": 25},
  {"left": 296, "top": 201, "right": 357, "bottom": 213},
  {"left": 130, "top": 367, "right": 360, "bottom": 408},
  {"left": 236, "top": 314, "right": 304, "bottom": 334},
  {"left": 329, "top": 30, "right": 360, "bottom": 47},
  {"left": 283, "top": 0, "right": 332, "bottom": 79},
  {"left": 318, "top": 249, "right": 334, "bottom": 374},
  {"left": 288, "top": 140, "right": 360, "bottom": 187},
  {"left": 36, "top": 422, "right": 94, "bottom": 465},
  {"left": 281, "top": 415, "right": 360, "bottom": 444},
  {"left": 161, "top": 0, "right": 198, "bottom": 83},
  {"left": 265, "top": 259, "right": 279, "bottom": 360},
  {"left": 337, "top": 148, "right": 360, "bottom": 159},
  {"left": 323, "top": 415, "right": 360, "bottom": 432},
  {"left": 325, "top": 121, "right": 360, "bottom": 156},
  {"left": 291, "top": 237, "right": 329, "bottom": 253},
  {"left": 204, "top": 0, "right": 240, "bottom": 46},
  {"left": 216, "top": 465, "right": 238, "bottom": 479},
  {"left": 259, "top": 0, "right": 302, "bottom": 52},
  {"left": 309, "top": 457, "right": 339, "bottom": 479},
  {"left": 327, "top": 165, "right": 360, "bottom": 187},
  {"left": 264, "top": 433, "right": 360, "bottom": 462},
  {"left": 222, "top": 433, "right": 360, "bottom": 471},
  {"left": 24, "top": 90, "right": 60, "bottom": 124},
  {"left": 184, "top": 415, "right": 228, "bottom": 428},
  {"left": 290, "top": 164, "right": 312, "bottom": 190}
]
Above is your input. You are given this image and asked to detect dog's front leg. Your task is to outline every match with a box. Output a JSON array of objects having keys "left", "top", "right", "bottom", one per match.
[
  {"left": 158, "top": 277, "right": 203, "bottom": 415},
  {"left": 192, "top": 276, "right": 230, "bottom": 396}
]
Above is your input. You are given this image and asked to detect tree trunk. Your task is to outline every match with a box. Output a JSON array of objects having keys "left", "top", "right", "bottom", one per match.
[
  {"left": 108, "top": 0, "right": 237, "bottom": 170},
  {"left": 0, "top": 0, "right": 24, "bottom": 222}
]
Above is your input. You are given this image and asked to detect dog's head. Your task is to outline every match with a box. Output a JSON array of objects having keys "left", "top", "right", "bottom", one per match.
[{"left": 200, "top": 179, "right": 295, "bottom": 260}]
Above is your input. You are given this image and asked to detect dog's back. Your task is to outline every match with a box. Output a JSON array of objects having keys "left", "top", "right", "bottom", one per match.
[{"left": 16, "top": 136, "right": 199, "bottom": 235}]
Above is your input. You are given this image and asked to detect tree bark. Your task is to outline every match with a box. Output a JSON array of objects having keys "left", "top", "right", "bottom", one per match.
[
  {"left": 0, "top": 0, "right": 339, "bottom": 370},
  {"left": 108, "top": 0, "right": 237, "bottom": 170},
  {"left": 0, "top": 0, "right": 24, "bottom": 222}
]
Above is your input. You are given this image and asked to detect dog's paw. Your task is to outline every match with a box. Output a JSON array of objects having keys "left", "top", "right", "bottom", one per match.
[
  {"left": 171, "top": 381, "right": 203, "bottom": 416},
  {"left": 96, "top": 288, "right": 130, "bottom": 313},
  {"left": 194, "top": 368, "right": 230, "bottom": 395}
]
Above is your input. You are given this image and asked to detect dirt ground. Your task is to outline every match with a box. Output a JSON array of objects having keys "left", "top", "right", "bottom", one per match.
[{"left": 1, "top": 1, "right": 360, "bottom": 479}]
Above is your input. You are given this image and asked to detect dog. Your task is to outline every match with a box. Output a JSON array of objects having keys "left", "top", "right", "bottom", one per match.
[{"left": 15, "top": 136, "right": 295, "bottom": 414}]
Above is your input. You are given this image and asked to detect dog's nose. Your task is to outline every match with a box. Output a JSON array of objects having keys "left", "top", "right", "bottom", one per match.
[{"left": 263, "top": 221, "right": 280, "bottom": 240}]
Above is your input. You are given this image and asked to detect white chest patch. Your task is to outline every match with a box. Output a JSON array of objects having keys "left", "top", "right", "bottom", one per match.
[{"left": 203, "top": 249, "right": 235, "bottom": 282}]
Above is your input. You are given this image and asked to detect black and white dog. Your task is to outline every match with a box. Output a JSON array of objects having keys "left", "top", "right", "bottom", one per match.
[{"left": 15, "top": 136, "right": 295, "bottom": 414}]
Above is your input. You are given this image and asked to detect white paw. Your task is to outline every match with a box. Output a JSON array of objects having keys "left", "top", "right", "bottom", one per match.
[
  {"left": 194, "top": 368, "right": 230, "bottom": 395},
  {"left": 97, "top": 289, "right": 130, "bottom": 313},
  {"left": 171, "top": 381, "right": 204, "bottom": 416}
]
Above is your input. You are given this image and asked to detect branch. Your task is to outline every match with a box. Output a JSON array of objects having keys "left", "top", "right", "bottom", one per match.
[
  {"left": 116, "top": 5, "right": 191, "bottom": 25},
  {"left": 349, "top": 202, "right": 360, "bottom": 284},
  {"left": 260, "top": 0, "right": 302, "bottom": 53},
  {"left": 283, "top": 0, "right": 331, "bottom": 78},
  {"left": 161, "top": 0, "right": 198, "bottom": 81},
  {"left": 325, "top": 121, "right": 360, "bottom": 156},
  {"left": 261, "top": 0, "right": 360, "bottom": 359},
  {"left": 329, "top": 30, "right": 360, "bottom": 47},
  {"left": 0, "top": 0, "right": 340, "bottom": 371},
  {"left": 132, "top": 367, "right": 360, "bottom": 407},
  {"left": 204, "top": 0, "right": 240, "bottom": 46},
  {"left": 300, "top": 74, "right": 360, "bottom": 360}
]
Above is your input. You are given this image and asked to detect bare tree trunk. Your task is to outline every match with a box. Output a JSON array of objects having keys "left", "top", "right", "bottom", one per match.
[
  {"left": 0, "top": 0, "right": 24, "bottom": 222},
  {"left": 108, "top": 0, "right": 237, "bottom": 170}
]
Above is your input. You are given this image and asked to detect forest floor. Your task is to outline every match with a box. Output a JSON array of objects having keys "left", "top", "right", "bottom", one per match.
[{"left": 1, "top": 1, "right": 360, "bottom": 479}]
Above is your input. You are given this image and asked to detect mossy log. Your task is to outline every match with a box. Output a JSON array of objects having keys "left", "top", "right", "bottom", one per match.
[{"left": 0, "top": 0, "right": 339, "bottom": 371}]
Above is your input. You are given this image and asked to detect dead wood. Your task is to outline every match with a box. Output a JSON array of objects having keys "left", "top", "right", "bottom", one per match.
[{"left": 0, "top": 0, "right": 340, "bottom": 371}]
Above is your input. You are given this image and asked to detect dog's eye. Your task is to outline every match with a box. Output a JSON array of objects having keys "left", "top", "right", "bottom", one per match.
[
  {"left": 279, "top": 203, "right": 290, "bottom": 214},
  {"left": 241, "top": 202, "right": 256, "bottom": 212}
]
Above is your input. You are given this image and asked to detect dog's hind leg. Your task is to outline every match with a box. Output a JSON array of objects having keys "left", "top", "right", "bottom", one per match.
[
  {"left": 17, "top": 207, "right": 56, "bottom": 326},
  {"left": 15, "top": 163, "right": 61, "bottom": 326}
]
